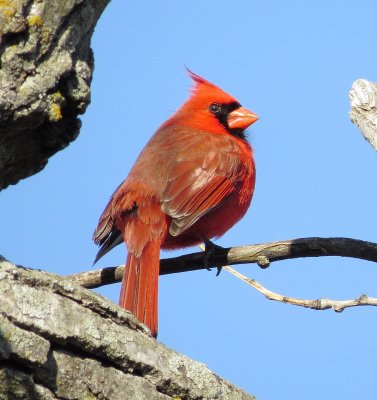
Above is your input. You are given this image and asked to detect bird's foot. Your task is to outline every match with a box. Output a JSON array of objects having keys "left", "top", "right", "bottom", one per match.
[{"left": 203, "top": 239, "right": 224, "bottom": 276}]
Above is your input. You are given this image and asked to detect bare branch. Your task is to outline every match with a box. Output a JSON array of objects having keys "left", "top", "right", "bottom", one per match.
[
  {"left": 223, "top": 265, "right": 377, "bottom": 312},
  {"left": 349, "top": 78, "right": 377, "bottom": 150},
  {"left": 68, "top": 237, "right": 377, "bottom": 288},
  {"left": 69, "top": 264, "right": 126, "bottom": 289},
  {"left": 198, "top": 242, "right": 377, "bottom": 312}
]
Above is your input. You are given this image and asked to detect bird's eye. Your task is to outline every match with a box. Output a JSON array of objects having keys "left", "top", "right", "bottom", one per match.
[{"left": 209, "top": 103, "right": 222, "bottom": 114}]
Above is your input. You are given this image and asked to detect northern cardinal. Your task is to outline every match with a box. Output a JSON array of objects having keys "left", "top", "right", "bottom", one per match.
[{"left": 93, "top": 70, "right": 258, "bottom": 337}]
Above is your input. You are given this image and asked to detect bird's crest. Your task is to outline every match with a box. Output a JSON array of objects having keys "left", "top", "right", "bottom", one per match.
[
  {"left": 184, "top": 67, "right": 237, "bottom": 106},
  {"left": 186, "top": 67, "right": 213, "bottom": 87}
]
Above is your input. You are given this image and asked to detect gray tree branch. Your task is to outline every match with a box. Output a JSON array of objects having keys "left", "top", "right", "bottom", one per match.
[
  {"left": 69, "top": 237, "right": 377, "bottom": 288},
  {"left": 0, "top": 0, "right": 110, "bottom": 189},
  {"left": 0, "top": 257, "right": 254, "bottom": 400},
  {"left": 349, "top": 78, "right": 377, "bottom": 150},
  {"left": 223, "top": 265, "right": 377, "bottom": 313}
]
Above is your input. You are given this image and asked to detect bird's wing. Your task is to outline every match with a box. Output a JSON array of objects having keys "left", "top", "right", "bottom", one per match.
[
  {"left": 92, "top": 182, "right": 137, "bottom": 264},
  {"left": 92, "top": 197, "right": 121, "bottom": 264},
  {"left": 161, "top": 150, "right": 241, "bottom": 236}
]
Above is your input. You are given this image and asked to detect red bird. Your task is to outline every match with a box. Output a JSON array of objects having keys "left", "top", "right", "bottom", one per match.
[{"left": 93, "top": 70, "right": 258, "bottom": 337}]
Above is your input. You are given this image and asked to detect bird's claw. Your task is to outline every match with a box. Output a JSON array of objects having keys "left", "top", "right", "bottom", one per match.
[{"left": 202, "top": 240, "right": 224, "bottom": 276}]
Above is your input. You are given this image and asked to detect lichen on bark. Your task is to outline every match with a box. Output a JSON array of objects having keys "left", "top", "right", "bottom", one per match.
[{"left": 0, "top": 0, "right": 110, "bottom": 190}]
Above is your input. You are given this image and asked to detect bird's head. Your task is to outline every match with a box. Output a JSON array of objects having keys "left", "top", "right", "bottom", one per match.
[{"left": 164, "top": 68, "right": 258, "bottom": 140}]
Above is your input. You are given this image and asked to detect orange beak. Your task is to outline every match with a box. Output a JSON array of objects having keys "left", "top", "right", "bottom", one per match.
[{"left": 227, "top": 107, "right": 259, "bottom": 130}]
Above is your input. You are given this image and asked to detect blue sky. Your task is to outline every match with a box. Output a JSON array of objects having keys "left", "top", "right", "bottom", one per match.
[{"left": 2, "top": 1, "right": 377, "bottom": 399}]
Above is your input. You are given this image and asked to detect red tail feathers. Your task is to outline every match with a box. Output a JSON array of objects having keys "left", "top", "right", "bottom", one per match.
[{"left": 119, "top": 239, "right": 161, "bottom": 337}]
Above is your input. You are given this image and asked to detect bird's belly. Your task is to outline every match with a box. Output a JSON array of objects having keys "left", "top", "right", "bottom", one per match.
[{"left": 162, "top": 186, "right": 252, "bottom": 250}]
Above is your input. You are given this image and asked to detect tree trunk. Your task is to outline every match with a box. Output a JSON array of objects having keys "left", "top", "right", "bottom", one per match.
[
  {"left": 0, "top": 0, "right": 109, "bottom": 190},
  {"left": 0, "top": 257, "right": 255, "bottom": 400}
]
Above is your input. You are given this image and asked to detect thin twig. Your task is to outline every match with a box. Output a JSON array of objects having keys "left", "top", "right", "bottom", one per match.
[
  {"left": 196, "top": 243, "right": 377, "bottom": 312},
  {"left": 223, "top": 265, "right": 377, "bottom": 312}
]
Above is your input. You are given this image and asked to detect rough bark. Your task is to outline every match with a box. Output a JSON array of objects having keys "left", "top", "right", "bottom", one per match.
[
  {"left": 0, "top": 256, "right": 255, "bottom": 400},
  {"left": 349, "top": 78, "right": 377, "bottom": 150},
  {"left": 0, "top": 0, "right": 110, "bottom": 190}
]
